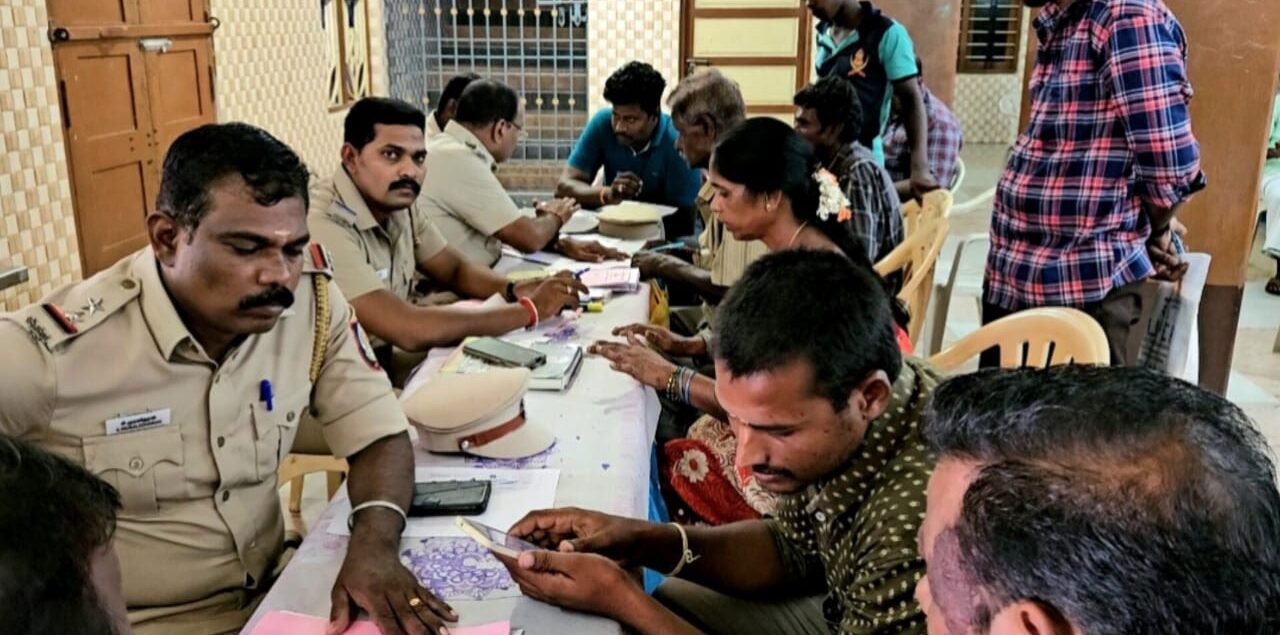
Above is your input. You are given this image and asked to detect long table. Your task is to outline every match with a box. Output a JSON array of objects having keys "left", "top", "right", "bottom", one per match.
[{"left": 244, "top": 250, "right": 657, "bottom": 634}]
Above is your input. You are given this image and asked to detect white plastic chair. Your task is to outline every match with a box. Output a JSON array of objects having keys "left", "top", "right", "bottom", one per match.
[
  {"left": 949, "top": 156, "right": 967, "bottom": 192},
  {"left": 922, "top": 233, "right": 989, "bottom": 357}
]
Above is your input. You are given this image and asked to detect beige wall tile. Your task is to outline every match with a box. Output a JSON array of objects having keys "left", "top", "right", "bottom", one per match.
[
  {"left": 210, "top": 0, "right": 389, "bottom": 172},
  {"left": 587, "top": 0, "right": 682, "bottom": 114},
  {"left": 953, "top": 11, "right": 1031, "bottom": 146},
  {"left": 0, "top": 0, "right": 77, "bottom": 310}
]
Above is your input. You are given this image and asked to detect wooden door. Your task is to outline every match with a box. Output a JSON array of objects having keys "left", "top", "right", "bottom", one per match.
[
  {"left": 48, "top": 0, "right": 216, "bottom": 276},
  {"left": 680, "top": 0, "right": 812, "bottom": 120},
  {"left": 138, "top": 0, "right": 207, "bottom": 25},
  {"left": 46, "top": 0, "right": 136, "bottom": 27},
  {"left": 55, "top": 41, "right": 157, "bottom": 274},
  {"left": 146, "top": 36, "right": 216, "bottom": 164}
]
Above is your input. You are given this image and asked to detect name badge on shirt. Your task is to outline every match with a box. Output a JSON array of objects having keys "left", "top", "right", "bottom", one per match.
[
  {"left": 376, "top": 267, "right": 390, "bottom": 281},
  {"left": 105, "top": 409, "right": 172, "bottom": 436}
]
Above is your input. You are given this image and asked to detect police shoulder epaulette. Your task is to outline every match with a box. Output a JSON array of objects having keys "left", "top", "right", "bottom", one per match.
[
  {"left": 22, "top": 274, "right": 138, "bottom": 350},
  {"left": 304, "top": 242, "right": 334, "bottom": 278}
]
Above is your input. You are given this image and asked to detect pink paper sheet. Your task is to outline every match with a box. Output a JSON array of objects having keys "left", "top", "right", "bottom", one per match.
[{"left": 249, "top": 611, "right": 511, "bottom": 635}]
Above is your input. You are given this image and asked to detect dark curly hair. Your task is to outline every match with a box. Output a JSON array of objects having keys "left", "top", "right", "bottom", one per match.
[
  {"left": 603, "top": 61, "right": 667, "bottom": 116},
  {"left": 157, "top": 122, "right": 310, "bottom": 234},
  {"left": 794, "top": 76, "right": 864, "bottom": 145}
]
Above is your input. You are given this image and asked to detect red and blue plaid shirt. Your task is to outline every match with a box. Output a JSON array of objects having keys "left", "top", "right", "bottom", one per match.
[
  {"left": 985, "top": 0, "right": 1204, "bottom": 311},
  {"left": 882, "top": 83, "right": 963, "bottom": 189}
]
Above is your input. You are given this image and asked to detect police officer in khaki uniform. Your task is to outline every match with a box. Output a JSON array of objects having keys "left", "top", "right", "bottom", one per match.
[
  {"left": 308, "top": 97, "right": 587, "bottom": 367},
  {"left": 420, "top": 79, "right": 625, "bottom": 267},
  {"left": 0, "top": 123, "right": 456, "bottom": 635}
]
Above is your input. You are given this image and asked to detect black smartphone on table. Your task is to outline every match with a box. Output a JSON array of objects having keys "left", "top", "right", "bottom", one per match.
[
  {"left": 463, "top": 337, "right": 547, "bottom": 369},
  {"left": 408, "top": 479, "right": 492, "bottom": 516}
]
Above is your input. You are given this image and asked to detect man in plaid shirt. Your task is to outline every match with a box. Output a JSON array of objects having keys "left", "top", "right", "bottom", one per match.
[
  {"left": 983, "top": 0, "right": 1205, "bottom": 366},
  {"left": 882, "top": 76, "right": 963, "bottom": 200},
  {"left": 794, "top": 77, "right": 905, "bottom": 264}
]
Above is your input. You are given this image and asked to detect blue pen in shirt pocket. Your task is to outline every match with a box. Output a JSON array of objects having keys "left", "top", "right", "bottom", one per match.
[{"left": 259, "top": 379, "right": 274, "bottom": 412}]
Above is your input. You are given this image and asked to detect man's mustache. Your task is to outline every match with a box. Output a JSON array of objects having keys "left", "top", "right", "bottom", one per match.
[
  {"left": 239, "top": 286, "right": 295, "bottom": 311},
  {"left": 389, "top": 178, "right": 421, "bottom": 195}
]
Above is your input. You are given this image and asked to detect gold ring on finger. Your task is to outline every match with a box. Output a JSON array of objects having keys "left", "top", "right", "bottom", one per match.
[{"left": 408, "top": 596, "right": 423, "bottom": 608}]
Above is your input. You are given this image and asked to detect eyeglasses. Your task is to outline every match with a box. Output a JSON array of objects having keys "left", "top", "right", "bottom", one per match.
[{"left": 505, "top": 119, "right": 528, "bottom": 140}]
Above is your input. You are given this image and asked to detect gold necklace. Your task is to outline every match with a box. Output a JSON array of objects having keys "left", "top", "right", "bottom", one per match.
[{"left": 787, "top": 221, "right": 809, "bottom": 248}]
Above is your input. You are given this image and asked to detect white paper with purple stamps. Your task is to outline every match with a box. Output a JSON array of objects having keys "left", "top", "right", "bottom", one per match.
[{"left": 400, "top": 537, "right": 522, "bottom": 601}]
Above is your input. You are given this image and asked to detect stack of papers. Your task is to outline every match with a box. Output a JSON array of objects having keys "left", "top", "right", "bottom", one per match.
[{"left": 578, "top": 267, "right": 641, "bottom": 293}]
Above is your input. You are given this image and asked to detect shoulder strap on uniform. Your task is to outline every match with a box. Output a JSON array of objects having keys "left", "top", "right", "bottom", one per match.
[
  {"left": 21, "top": 275, "right": 139, "bottom": 351},
  {"left": 304, "top": 243, "right": 334, "bottom": 278},
  {"left": 306, "top": 243, "right": 334, "bottom": 383}
]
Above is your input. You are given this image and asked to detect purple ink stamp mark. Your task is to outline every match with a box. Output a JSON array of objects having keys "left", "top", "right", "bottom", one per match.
[{"left": 400, "top": 537, "right": 521, "bottom": 601}]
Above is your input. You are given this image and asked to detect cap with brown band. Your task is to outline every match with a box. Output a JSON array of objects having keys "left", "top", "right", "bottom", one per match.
[{"left": 402, "top": 368, "right": 554, "bottom": 459}]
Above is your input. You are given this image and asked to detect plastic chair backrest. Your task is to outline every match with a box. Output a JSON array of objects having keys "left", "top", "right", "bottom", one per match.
[
  {"left": 928, "top": 307, "right": 1110, "bottom": 372},
  {"left": 901, "top": 189, "right": 953, "bottom": 237},
  {"left": 875, "top": 213, "right": 950, "bottom": 345}
]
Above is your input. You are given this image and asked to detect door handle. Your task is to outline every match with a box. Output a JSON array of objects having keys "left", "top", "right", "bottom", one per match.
[
  {"left": 139, "top": 38, "right": 173, "bottom": 53},
  {"left": 685, "top": 58, "right": 711, "bottom": 77}
]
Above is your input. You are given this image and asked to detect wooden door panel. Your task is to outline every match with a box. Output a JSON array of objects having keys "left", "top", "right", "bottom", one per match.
[
  {"left": 47, "top": 0, "right": 136, "bottom": 28},
  {"left": 55, "top": 41, "right": 154, "bottom": 275},
  {"left": 682, "top": 0, "right": 811, "bottom": 116},
  {"left": 82, "top": 162, "right": 153, "bottom": 269},
  {"left": 147, "top": 36, "right": 215, "bottom": 161},
  {"left": 138, "top": 0, "right": 207, "bottom": 25}
]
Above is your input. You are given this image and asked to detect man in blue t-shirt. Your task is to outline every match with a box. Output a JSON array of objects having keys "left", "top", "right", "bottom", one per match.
[
  {"left": 808, "top": 0, "right": 939, "bottom": 200},
  {"left": 557, "top": 61, "right": 703, "bottom": 238}
]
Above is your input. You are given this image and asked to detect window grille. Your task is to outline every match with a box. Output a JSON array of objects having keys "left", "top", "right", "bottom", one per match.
[
  {"left": 385, "top": 0, "right": 589, "bottom": 195},
  {"left": 957, "top": 0, "right": 1022, "bottom": 74}
]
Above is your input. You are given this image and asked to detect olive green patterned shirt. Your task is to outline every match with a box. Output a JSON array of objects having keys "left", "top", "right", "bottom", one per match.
[{"left": 766, "top": 357, "right": 940, "bottom": 635}]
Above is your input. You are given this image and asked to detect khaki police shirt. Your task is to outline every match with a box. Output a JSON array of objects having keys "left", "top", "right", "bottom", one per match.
[
  {"left": 421, "top": 121, "right": 531, "bottom": 267},
  {"left": 426, "top": 110, "right": 445, "bottom": 139},
  {"left": 0, "top": 248, "right": 409, "bottom": 634},
  {"left": 308, "top": 167, "right": 449, "bottom": 347},
  {"left": 767, "top": 357, "right": 939, "bottom": 635}
]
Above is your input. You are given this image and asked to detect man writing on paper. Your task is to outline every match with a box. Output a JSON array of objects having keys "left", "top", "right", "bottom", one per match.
[
  {"left": 308, "top": 97, "right": 586, "bottom": 378},
  {"left": 0, "top": 123, "right": 456, "bottom": 635},
  {"left": 557, "top": 61, "right": 704, "bottom": 239},
  {"left": 421, "top": 79, "right": 626, "bottom": 267}
]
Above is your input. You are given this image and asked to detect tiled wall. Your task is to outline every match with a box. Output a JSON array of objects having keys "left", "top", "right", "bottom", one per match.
[
  {"left": 0, "top": 1, "right": 79, "bottom": 310},
  {"left": 587, "top": 0, "right": 681, "bottom": 114},
  {"left": 210, "top": 0, "right": 389, "bottom": 172},
  {"left": 0, "top": 1, "right": 388, "bottom": 311},
  {"left": 954, "top": 74, "right": 1024, "bottom": 145},
  {"left": 953, "top": 12, "right": 1031, "bottom": 145}
]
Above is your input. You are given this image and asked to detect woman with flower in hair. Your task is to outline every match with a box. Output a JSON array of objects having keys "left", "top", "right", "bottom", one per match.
[{"left": 591, "top": 117, "right": 911, "bottom": 524}]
